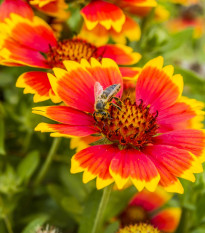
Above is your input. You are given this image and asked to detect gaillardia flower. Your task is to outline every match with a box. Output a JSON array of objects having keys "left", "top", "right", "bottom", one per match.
[
  {"left": 119, "top": 188, "right": 181, "bottom": 232},
  {"left": 33, "top": 57, "right": 205, "bottom": 193},
  {"left": 81, "top": 0, "right": 156, "bottom": 32},
  {"left": 79, "top": 0, "right": 156, "bottom": 45},
  {"left": 0, "top": 11, "right": 141, "bottom": 102}
]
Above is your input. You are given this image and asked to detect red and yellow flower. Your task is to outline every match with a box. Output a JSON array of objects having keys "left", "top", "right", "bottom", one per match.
[
  {"left": 79, "top": 0, "right": 157, "bottom": 45},
  {"left": 0, "top": 11, "right": 141, "bottom": 102},
  {"left": 119, "top": 188, "right": 181, "bottom": 232},
  {"left": 28, "top": 0, "right": 69, "bottom": 19},
  {"left": 81, "top": 0, "right": 156, "bottom": 32},
  {"left": 33, "top": 56, "right": 205, "bottom": 193}
]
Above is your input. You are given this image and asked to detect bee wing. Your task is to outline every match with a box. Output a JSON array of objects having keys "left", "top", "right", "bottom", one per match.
[{"left": 94, "top": 82, "right": 104, "bottom": 101}]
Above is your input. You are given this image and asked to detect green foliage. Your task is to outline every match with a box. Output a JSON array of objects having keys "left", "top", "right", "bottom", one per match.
[
  {"left": 22, "top": 215, "right": 49, "bottom": 233},
  {"left": 78, "top": 190, "right": 103, "bottom": 233},
  {"left": 103, "top": 222, "right": 120, "bottom": 233}
]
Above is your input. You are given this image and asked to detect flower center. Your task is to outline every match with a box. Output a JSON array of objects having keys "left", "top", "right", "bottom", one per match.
[
  {"left": 47, "top": 38, "right": 102, "bottom": 68},
  {"left": 117, "top": 223, "right": 160, "bottom": 233},
  {"left": 94, "top": 98, "right": 158, "bottom": 149},
  {"left": 119, "top": 206, "right": 149, "bottom": 226}
]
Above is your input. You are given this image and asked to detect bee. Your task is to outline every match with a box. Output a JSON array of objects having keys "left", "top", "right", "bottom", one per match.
[{"left": 93, "top": 82, "right": 122, "bottom": 120}]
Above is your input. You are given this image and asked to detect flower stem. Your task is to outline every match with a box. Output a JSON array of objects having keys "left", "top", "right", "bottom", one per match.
[
  {"left": 4, "top": 216, "right": 14, "bottom": 233},
  {"left": 91, "top": 184, "right": 113, "bottom": 233},
  {"left": 34, "top": 137, "right": 61, "bottom": 186}
]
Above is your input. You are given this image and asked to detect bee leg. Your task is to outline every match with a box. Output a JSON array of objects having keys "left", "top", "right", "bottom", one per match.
[
  {"left": 112, "top": 97, "right": 123, "bottom": 106},
  {"left": 110, "top": 102, "right": 121, "bottom": 111},
  {"left": 93, "top": 112, "right": 98, "bottom": 122}
]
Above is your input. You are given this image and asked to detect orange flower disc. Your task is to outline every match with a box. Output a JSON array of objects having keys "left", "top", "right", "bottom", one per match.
[
  {"left": 95, "top": 98, "right": 158, "bottom": 148},
  {"left": 47, "top": 39, "right": 102, "bottom": 68}
]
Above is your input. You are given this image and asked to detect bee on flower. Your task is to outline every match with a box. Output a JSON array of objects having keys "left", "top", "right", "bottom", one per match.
[{"left": 33, "top": 57, "right": 205, "bottom": 193}]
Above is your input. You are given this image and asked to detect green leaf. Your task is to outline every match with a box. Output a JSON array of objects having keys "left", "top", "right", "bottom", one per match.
[
  {"left": 17, "top": 151, "right": 40, "bottom": 184},
  {"left": 0, "top": 165, "right": 20, "bottom": 195},
  {"left": 61, "top": 197, "right": 83, "bottom": 222},
  {"left": 191, "top": 227, "right": 205, "bottom": 233},
  {"left": 21, "top": 215, "right": 49, "bottom": 233},
  {"left": 104, "top": 186, "right": 137, "bottom": 220},
  {"left": 47, "top": 184, "right": 67, "bottom": 204},
  {"left": 104, "top": 221, "right": 120, "bottom": 233},
  {"left": 196, "top": 194, "right": 205, "bottom": 222},
  {"left": 59, "top": 165, "right": 89, "bottom": 202},
  {"left": 160, "top": 28, "right": 193, "bottom": 53},
  {"left": 47, "top": 184, "right": 82, "bottom": 222},
  {"left": 78, "top": 189, "right": 103, "bottom": 233}
]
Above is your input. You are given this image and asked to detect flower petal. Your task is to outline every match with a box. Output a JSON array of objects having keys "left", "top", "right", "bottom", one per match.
[
  {"left": 35, "top": 123, "right": 96, "bottom": 137},
  {"left": 81, "top": 0, "right": 125, "bottom": 32},
  {"left": 0, "top": 38, "right": 49, "bottom": 68},
  {"left": 130, "top": 187, "right": 172, "bottom": 212},
  {"left": 119, "top": 0, "right": 157, "bottom": 7},
  {"left": 48, "top": 58, "right": 123, "bottom": 113},
  {"left": 148, "top": 156, "right": 184, "bottom": 194},
  {"left": 98, "top": 44, "right": 141, "bottom": 65},
  {"left": 154, "top": 129, "right": 205, "bottom": 162},
  {"left": 151, "top": 208, "right": 181, "bottom": 232},
  {"left": 144, "top": 145, "right": 203, "bottom": 183},
  {"left": 16, "top": 71, "right": 52, "bottom": 103},
  {"left": 136, "top": 57, "right": 183, "bottom": 113},
  {"left": 181, "top": 96, "right": 205, "bottom": 129},
  {"left": 70, "top": 135, "right": 102, "bottom": 152},
  {"left": 71, "top": 144, "right": 119, "bottom": 189},
  {"left": 109, "top": 148, "right": 160, "bottom": 191},
  {"left": 157, "top": 101, "right": 197, "bottom": 132},
  {"left": 119, "top": 67, "right": 141, "bottom": 80},
  {"left": 110, "top": 15, "right": 141, "bottom": 44},
  {"left": 0, "top": 0, "right": 33, "bottom": 22},
  {"left": 79, "top": 23, "right": 109, "bottom": 46},
  {"left": 29, "top": 0, "right": 69, "bottom": 19},
  {"left": 33, "top": 106, "right": 95, "bottom": 126},
  {"left": 0, "top": 14, "right": 57, "bottom": 53}
]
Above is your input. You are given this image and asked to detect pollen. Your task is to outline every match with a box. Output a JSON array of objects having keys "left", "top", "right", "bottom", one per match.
[
  {"left": 95, "top": 98, "right": 159, "bottom": 149},
  {"left": 117, "top": 223, "right": 160, "bottom": 233},
  {"left": 47, "top": 38, "right": 102, "bottom": 68}
]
